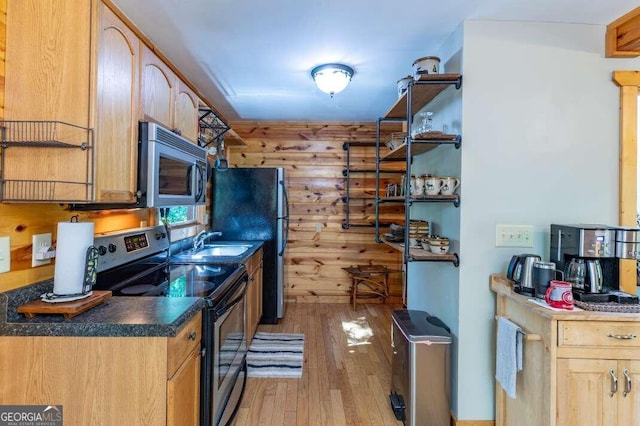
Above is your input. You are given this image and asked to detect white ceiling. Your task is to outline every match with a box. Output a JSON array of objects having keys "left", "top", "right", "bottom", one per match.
[{"left": 112, "top": 0, "right": 638, "bottom": 122}]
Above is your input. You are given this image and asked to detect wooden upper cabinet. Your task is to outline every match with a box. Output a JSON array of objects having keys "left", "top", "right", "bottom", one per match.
[
  {"left": 141, "top": 45, "right": 200, "bottom": 144},
  {"left": 3, "top": 0, "right": 93, "bottom": 201},
  {"left": 141, "top": 45, "right": 176, "bottom": 131},
  {"left": 174, "top": 81, "right": 200, "bottom": 143},
  {"left": 94, "top": 2, "right": 140, "bottom": 203},
  {"left": 3, "top": 0, "right": 141, "bottom": 203},
  {"left": 4, "top": 0, "right": 91, "bottom": 124},
  {"left": 2, "top": 0, "right": 205, "bottom": 203}
]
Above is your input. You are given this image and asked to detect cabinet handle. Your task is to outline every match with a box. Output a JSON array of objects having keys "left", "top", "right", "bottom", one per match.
[
  {"left": 610, "top": 369, "right": 618, "bottom": 397},
  {"left": 623, "top": 369, "right": 632, "bottom": 397},
  {"left": 188, "top": 331, "right": 197, "bottom": 341},
  {"left": 607, "top": 333, "right": 637, "bottom": 340}
]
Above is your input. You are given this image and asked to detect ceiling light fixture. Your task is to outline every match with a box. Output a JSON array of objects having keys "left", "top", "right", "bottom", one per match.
[{"left": 311, "top": 63, "right": 354, "bottom": 97}]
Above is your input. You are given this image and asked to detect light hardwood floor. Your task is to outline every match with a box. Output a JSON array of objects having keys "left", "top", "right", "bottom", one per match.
[{"left": 233, "top": 303, "right": 405, "bottom": 426}]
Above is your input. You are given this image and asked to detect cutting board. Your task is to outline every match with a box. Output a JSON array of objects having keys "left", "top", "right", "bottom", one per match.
[{"left": 17, "top": 291, "right": 112, "bottom": 319}]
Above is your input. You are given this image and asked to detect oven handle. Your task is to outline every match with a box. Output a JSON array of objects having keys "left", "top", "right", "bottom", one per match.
[{"left": 214, "top": 275, "right": 248, "bottom": 319}]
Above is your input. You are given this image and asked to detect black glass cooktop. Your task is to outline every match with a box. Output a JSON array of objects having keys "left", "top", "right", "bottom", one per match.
[{"left": 95, "top": 258, "right": 240, "bottom": 298}]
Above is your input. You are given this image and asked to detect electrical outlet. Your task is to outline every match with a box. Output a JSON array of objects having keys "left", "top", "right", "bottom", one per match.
[
  {"left": 32, "top": 233, "right": 52, "bottom": 267},
  {"left": 496, "top": 225, "right": 534, "bottom": 248},
  {"left": 0, "top": 236, "right": 9, "bottom": 273}
]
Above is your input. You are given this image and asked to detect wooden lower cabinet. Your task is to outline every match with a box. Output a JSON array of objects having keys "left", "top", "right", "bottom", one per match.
[
  {"left": 0, "top": 312, "right": 202, "bottom": 426},
  {"left": 167, "top": 346, "right": 201, "bottom": 426},
  {"left": 556, "top": 358, "right": 640, "bottom": 426},
  {"left": 492, "top": 275, "right": 640, "bottom": 426},
  {"left": 245, "top": 247, "right": 264, "bottom": 347}
]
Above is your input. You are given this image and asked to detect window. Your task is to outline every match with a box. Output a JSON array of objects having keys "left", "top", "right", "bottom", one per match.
[{"left": 160, "top": 206, "right": 198, "bottom": 226}]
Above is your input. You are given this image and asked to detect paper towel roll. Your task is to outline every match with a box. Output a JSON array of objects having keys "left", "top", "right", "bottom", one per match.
[{"left": 53, "top": 221, "right": 94, "bottom": 296}]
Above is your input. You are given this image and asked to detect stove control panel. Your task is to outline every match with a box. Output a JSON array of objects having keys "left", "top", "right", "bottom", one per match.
[{"left": 95, "top": 225, "right": 169, "bottom": 272}]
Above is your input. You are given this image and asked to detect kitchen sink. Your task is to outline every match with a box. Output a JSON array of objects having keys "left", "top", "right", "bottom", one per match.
[
  {"left": 172, "top": 243, "right": 254, "bottom": 262},
  {"left": 194, "top": 244, "right": 252, "bottom": 257}
]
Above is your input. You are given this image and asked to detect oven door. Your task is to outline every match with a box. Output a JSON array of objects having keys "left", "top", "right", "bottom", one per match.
[{"left": 204, "top": 273, "right": 248, "bottom": 426}]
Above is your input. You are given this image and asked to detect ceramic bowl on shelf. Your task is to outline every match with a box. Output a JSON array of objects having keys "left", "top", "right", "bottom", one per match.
[
  {"left": 428, "top": 242, "right": 450, "bottom": 254},
  {"left": 428, "top": 237, "right": 449, "bottom": 246}
]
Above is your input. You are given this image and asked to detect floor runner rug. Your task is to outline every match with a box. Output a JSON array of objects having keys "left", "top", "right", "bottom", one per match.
[{"left": 247, "top": 332, "right": 304, "bottom": 378}]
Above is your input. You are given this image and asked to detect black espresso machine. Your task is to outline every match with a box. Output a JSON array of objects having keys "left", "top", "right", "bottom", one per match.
[{"left": 550, "top": 224, "right": 639, "bottom": 303}]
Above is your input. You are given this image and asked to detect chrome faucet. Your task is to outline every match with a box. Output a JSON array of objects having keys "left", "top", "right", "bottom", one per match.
[{"left": 193, "top": 230, "right": 222, "bottom": 250}]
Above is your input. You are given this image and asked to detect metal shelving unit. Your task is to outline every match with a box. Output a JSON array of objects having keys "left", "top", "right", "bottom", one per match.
[
  {"left": 374, "top": 73, "right": 463, "bottom": 266},
  {"left": 342, "top": 141, "right": 404, "bottom": 229}
]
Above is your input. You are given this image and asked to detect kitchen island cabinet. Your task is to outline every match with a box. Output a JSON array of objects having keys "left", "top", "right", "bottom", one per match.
[{"left": 491, "top": 274, "right": 640, "bottom": 426}]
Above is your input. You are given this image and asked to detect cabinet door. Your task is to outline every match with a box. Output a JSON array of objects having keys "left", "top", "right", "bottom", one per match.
[
  {"left": 175, "top": 81, "right": 200, "bottom": 143},
  {"left": 94, "top": 3, "right": 140, "bottom": 202},
  {"left": 557, "top": 359, "right": 618, "bottom": 426},
  {"left": 167, "top": 346, "right": 201, "bottom": 426},
  {"left": 5, "top": 0, "right": 91, "bottom": 124},
  {"left": 618, "top": 361, "right": 640, "bottom": 426},
  {"left": 4, "top": 0, "right": 92, "bottom": 201},
  {"left": 141, "top": 45, "right": 175, "bottom": 129}
]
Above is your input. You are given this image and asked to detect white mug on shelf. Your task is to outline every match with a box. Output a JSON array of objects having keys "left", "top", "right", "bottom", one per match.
[
  {"left": 425, "top": 176, "right": 443, "bottom": 196},
  {"left": 440, "top": 177, "right": 460, "bottom": 195}
]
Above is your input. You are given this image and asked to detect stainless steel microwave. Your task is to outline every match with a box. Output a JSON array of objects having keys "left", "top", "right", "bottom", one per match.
[{"left": 138, "top": 121, "right": 208, "bottom": 207}]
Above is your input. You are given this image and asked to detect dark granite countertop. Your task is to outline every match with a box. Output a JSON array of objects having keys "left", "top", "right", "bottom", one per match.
[
  {"left": 0, "top": 240, "right": 264, "bottom": 338},
  {"left": 0, "top": 281, "right": 207, "bottom": 337}
]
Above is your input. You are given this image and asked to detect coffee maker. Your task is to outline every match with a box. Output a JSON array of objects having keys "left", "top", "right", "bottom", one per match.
[{"left": 550, "top": 224, "right": 638, "bottom": 303}]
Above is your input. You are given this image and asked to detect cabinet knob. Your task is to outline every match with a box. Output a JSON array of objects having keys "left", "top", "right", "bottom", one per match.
[{"left": 188, "top": 331, "right": 197, "bottom": 341}]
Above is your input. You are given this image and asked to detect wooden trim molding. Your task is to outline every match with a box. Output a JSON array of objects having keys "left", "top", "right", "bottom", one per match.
[
  {"left": 607, "top": 7, "right": 640, "bottom": 57},
  {"left": 613, "top": 71, "right": 640, "bottom": 293}
]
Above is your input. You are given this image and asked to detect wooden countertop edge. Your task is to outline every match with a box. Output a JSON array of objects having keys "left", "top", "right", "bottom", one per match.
[{"left": 490, "top": 273, "right": 640, "bottom": 322}]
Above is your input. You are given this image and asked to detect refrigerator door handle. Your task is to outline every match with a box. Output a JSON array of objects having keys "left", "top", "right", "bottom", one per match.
[{"left": 279, "top": 179, "right": 289, "bottom": 256}]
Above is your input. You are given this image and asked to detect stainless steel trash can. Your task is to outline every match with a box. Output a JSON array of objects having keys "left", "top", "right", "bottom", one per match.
[{"left": 389, "top": 310, "right": 451, "bottom": 426}]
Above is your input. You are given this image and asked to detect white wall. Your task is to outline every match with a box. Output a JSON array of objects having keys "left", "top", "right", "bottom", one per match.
[{"left": 408, "top": 19, "right": 640, "bottom": 421}]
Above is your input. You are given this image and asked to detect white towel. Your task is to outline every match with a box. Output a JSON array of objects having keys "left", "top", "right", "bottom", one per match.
[{"left": 495, "top": 316, "right": 523, "bottom": 399}]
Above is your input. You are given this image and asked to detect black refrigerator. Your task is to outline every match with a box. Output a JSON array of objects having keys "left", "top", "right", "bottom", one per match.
[{"left": 210, "top": 167, "right": 289, "bottom": 323}]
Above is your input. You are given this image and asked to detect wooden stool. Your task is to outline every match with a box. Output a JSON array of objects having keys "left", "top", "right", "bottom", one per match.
[{"left": 342, "top": 265, "right": 396, "bottom": 310}]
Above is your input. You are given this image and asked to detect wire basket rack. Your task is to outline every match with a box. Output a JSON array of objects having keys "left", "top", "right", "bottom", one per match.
[{"left": 0, "top": 121, "right": 94, "bottom": 202}]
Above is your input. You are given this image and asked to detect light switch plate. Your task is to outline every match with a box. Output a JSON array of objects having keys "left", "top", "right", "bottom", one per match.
[
  {"left": 0, "top": 236, "right": 10, "bottom": 273},
  {"left": 496, "top": 224, "right": 534, "bottom": 248},
  {"left": 32, "top": 233, "right": 52, "bottom": 267}
]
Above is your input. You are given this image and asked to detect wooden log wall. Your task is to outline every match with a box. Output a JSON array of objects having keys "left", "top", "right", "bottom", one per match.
[
  {"left": 228, "top": 121, "right": 405, "bottom": 304},
  {"left": 0, "top": 0, "right": 150, "bottom": 292}
]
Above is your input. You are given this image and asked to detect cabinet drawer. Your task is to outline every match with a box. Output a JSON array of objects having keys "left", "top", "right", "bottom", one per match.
[
  {"left": 167, "top": 312, "right": 202, "bottom": 377},
  {"left": 558, "top": 321, "right": 640, "bottom": 348}
]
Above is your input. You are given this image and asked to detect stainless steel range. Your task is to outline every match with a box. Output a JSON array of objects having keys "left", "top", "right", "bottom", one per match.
[{"left": 92, "top": 226, "right": 248, "bottom": 426}]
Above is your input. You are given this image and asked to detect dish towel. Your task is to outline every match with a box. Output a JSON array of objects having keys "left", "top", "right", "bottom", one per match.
[{"left": 495, "top": 316, "right": 523, "bottom": 399}]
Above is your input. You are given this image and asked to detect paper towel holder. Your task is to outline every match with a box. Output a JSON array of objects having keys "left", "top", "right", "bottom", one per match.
[{"left": 41, "top": 246, "right": 98, "bottom": 303}]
